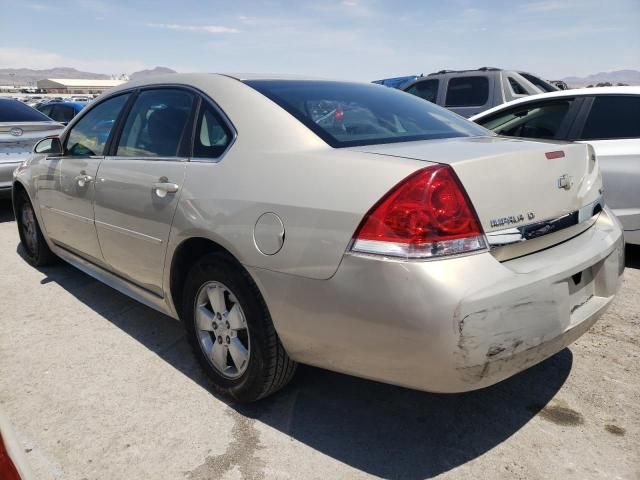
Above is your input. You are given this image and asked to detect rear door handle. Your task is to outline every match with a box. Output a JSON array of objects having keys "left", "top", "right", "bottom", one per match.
[{"left": 153, "top": 182, "right": 179, "bottom": 198}]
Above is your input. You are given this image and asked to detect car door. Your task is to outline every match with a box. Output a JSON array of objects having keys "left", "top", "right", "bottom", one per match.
[
  {"left": 473, "top": 97, "right": 582, "bottom": 141},
  {"left": 37, "top": 93, "right": 131, "bottom": 265},
  {"left": 571, "top": 94, "right": 640, "bottom": 238},
  {"left": 93, "top": 88, "right": 195, "bottom": 296}
]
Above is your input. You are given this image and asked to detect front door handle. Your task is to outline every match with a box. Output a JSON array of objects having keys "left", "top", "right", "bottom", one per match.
[
  {"left": 75, "top": 173, "right": 93, "bottom": 187},
  {"left": 153, "top": 182, "right": 180, "bottom": 198}
]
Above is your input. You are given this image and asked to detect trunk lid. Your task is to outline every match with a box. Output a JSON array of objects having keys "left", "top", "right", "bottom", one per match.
[
  {"left": 0, "top": 122, "right": 64, "bottom": 163},
  {"left": 352, "top": 136, "right": 603, "bottom": 260}
]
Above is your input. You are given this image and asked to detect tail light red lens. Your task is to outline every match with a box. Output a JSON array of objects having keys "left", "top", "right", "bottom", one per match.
[
  {"left": 0, "top": 435, "right": 21, "bottom": 480},
  {"left": 351, "top": 165, "right": 486, "bottom": 258}
]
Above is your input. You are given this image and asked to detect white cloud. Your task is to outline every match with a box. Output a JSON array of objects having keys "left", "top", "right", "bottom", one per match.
[{"left": 147, "top": 23, "right": 239, "bottom": 34}]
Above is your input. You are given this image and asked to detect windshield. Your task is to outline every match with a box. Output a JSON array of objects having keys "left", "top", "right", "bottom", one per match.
[
  {"left": 245, "top": 80, "right": 489, "bottom": 148},
  {"left": 0, "top": 98, "right": 53, "bottom": 122}
]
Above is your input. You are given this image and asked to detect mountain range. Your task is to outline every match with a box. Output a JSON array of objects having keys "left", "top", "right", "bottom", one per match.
[
  {"left": 1, "top": 66, "right": 638, "bottom": 88},
  {"left": 561, "top": 69, "right": 640, "bottom": 87},
  {"left": 0, "top": 66, "right": 177, "bottom": 86}
]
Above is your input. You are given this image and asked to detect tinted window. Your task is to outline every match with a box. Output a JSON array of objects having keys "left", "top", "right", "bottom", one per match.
[
  {"left": 519, "top": 73, "right": 557, "bottom": 93},
  {"left": 0, "top": 99, "right": 52, "bottom": 122},
  {"left": 117, "top": 89, "right": 194, "bottom": 157},
  {"left": 38, "top": 105, "right": 53, "bottom": 117},
  {"left": 245, "top": 80, "right": 488, "bottom": 148},
  {"left": 193, "top": 102, "right": 232, "bottom": 158},
  {"left": 405, "top": 79, "right": 439, "bottom": 103},
  {"left": 580, "top": 95, "right": 640, "bottom": 140},
  {"left": 508, "top": 77, "right": 527, "bottom": 95},
  {"left": 445, "top": 77, "right": 489, "bottom": 107},
  {"left": 50, "top": 105, "right": 75, "bottom": 123},
  {"left": 479, "top": 100, "right": 572, "bottom": 139},
  {"left": 66, "top": 93, "right": 130, "bottom": 156}
]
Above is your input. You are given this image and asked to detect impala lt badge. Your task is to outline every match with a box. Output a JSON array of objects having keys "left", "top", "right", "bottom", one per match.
[
  {"left": 490, "top": 211, "right": 536, "bottom": 228},
  {"left": 557, "top": 174, "right": 573, "bottom": 190}
]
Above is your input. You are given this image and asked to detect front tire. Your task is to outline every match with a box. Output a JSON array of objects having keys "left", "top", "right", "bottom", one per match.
[
  {"left": 182, "top": 253, "right": 297, "bottom": 402},
  {"left": 15, "top": 191, "right": 57, "bottom": 267}
]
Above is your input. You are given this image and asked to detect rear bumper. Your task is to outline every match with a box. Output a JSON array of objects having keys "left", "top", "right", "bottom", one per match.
[{"left": 249, "top": 207, "right": 624, "bottom": 393}]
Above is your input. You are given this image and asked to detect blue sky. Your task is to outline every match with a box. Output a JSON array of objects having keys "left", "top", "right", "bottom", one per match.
[{"left": 1, "top": 0, "right": 638, "bottom": 80}]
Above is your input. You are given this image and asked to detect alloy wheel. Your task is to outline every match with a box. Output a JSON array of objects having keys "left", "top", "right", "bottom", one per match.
[{"left": 194, "top": 281, "right": 251, "bottom": 379}]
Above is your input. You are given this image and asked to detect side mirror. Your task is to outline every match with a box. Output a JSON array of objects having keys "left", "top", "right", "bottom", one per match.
[{"left": 34, "top": 136, "right": 62, "bottom": 155}]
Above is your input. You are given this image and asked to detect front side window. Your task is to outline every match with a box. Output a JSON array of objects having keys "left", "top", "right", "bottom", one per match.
[
  {"left": 193, "top": 102, "right": 232, "bottom": 158},
  {"left": 479, "top": 100, "right": 572, "bottom": 139},
  {"left": 580, "top": 95, "right": 640, "bottom": 140},
  {"left": 65, "top": 93, "right": 130, "bottom": 156},
  {"left": 245, "top": 80, "right": 488, "bottom": 148},
  {"left": 117, "top": 89, "right": 194, "bottom": 157},
  {"left": 445, "top": 76, "right": 489, "bottom": 107},
  {"left": 404, "top": 79, "right": 439, "bottom": 103}
]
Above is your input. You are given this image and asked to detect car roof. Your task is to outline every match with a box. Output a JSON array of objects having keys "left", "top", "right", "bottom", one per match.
[
  {"left": 470, "top": 86, "right": 640, "bottom": 120},
  {"left": 43, "top": 101, "right": 85, "bottom": 108}
]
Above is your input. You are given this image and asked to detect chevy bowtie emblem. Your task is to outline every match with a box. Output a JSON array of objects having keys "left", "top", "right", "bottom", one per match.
[{"left": 557, "top": 174, "right": 573, "bottom": 190}]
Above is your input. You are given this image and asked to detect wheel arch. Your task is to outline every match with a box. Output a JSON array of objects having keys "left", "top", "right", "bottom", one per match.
[{"left": 169, "top": 236, "right": 259, "bottom": 320}]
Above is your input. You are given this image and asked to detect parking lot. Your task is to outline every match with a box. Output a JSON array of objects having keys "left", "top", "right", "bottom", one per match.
[{"left": 0, "top": 197, "right": 638, "bottom": 479}]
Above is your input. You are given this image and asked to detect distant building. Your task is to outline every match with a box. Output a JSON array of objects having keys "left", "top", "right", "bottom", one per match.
[{"left": 36, "top": 78, "right": 126, "bottom": 94}]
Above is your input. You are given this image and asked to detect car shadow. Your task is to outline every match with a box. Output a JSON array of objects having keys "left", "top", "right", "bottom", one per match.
[
  {"left": 625, "top": 244, "right": 640, "bottom": 270},
  {"left": 0, "top": 199, "right": 14, "bottom": 223},
  {"left": 23, "top": 251, "right": 572, "bottom": 479}
]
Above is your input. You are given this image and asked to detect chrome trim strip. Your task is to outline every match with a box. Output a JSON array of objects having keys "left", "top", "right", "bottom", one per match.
[
  {"left": 487, "top": 195, "right": 604, "bottom": 247},
  {"left": 94, "top": 220, "right": 163, "bottom": 245},
  {"left": 41, "top": 205, "right": 93, "bottom": 225}
]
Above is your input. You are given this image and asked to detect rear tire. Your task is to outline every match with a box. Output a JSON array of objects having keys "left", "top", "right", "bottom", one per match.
[
  {"left": 15, "top": 191, "right": 58, "bottom": 267},
  {"left": 182, "top": 253, "right": 297, "bottom": 402}
]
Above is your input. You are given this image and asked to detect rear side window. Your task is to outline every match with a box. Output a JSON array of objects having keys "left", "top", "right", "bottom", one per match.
[
  {"left": 245, "top": 80, "right": 488, "bottom": 148},
  {"left": 39, "top": 105, "right": 53, "bottom": 117},
  {"left": 404, "top": 79, "right": 439, "bottom": 103},
  {"left": 445, "top": 76, "right": 489, "bottom": 107},
  {"left": 508, "top": 77, "right": 527, "bottom": 95},
  {"left": 66, "top": 93, "right": 130, "bottom": 156},
  {"left": 50, "top": 105, "right": 75, "bottom": 123},
  {"left": 580, "top": 96, "right": 640, "bottom": 140},
  {"left": 117, "top": 89, "right": 194, "bottom": 157},
  {"left": 0, "top": 99, "right": 51, "bottom": 122},
  {"left": 479, "top": 100, "right": 573, "bottom": 139},
  {"left": 193, "top": 102, "right": 232, "bottom": 158}
]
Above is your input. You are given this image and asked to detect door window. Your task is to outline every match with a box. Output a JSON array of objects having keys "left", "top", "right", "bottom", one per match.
[
  {"left": 508, "top": 77, "right": 527, "bottom": 95},
  {"left": 579, "top": 95, "right": 640, "bottom": 140},
  {"left": 445, "top": 76, "right": 489, "bottom": 107},
  {"left": 50, "top": 104, "right": 75, "bottom": 123},
  {"left": 65, "top": 94, "right": 130, "bottom": 156},
  {"left": 479, "top": 100, "right": 573, "bottom": 139},
  {"left": 39, "top": 105, "right": 53, "bottom": 117},
  {"left": 117, "top": 89, "right": 194, "bottom": 157},
  {"left": 193, "top": 101, "right": 232, "bottom": 158},
  {"left": 404, "top": 79, "right": 439, "bottom": 103}
]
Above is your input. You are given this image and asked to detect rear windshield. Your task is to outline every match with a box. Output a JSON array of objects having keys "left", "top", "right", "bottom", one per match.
[
  {"left": 0, "top": 99, "right": 53, "bottom": 122},
  {"left": 245, "top": 80, "right": 488, "bottom": 148}
]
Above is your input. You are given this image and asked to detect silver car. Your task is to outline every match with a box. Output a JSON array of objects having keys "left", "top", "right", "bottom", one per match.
[
  {"left": 12, "top": 74, "right": 624, "bottom": 402},
  {"left": 470, "top": 86, "right": 640, "bottom": 245},
  {"left": 1, "top": 98, "right": 63, "bottom": 198}
]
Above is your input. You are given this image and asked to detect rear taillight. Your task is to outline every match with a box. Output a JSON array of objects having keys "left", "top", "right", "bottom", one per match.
[
  {"left": 0, "top": 435, "right": 21, "bottom": 480},
  {"left": 350, "top": 165, "right": 486, "bottom": 259}
]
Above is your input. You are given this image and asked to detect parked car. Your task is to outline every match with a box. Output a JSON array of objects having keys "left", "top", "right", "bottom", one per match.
[
  {"left": 470, "top": 86, "right": 640, "bottom": 245},
  {"left": 36, "top": 101, "right": 86, "bottom": 125},
  {"left": 402, "top": 67, "right": 554, "bottom": 117},
  {"left": 0, "top": 98, "right": 63, "bottom": 198},
  {"left": 0, "top": 412, "right": 33, "bottom": 479},
  {"left": 372, "top": 75, "right": 420, "bottom": 89},
  {"left": 13, "top": 74, "right": 624, "bottom": 402}
]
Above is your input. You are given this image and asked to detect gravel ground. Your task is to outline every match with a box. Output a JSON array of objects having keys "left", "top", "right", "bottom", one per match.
[{"left": 0, "top": 198, "right": 638, "bottom": 480}]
